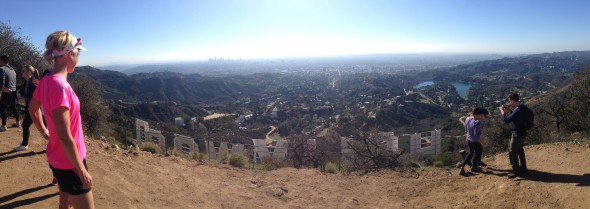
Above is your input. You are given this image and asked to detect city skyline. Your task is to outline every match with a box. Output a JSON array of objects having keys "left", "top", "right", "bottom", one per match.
[{"left": 2, "top": 0, "right": 590, "bottom": 66}]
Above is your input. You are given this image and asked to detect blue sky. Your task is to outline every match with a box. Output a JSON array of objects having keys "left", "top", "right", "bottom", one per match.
[{"left": 2, "top": 0, "right": 590, "bottom": 66}]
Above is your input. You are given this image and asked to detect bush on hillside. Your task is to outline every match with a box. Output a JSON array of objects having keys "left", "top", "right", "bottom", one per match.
[
  {"left": 432, "top": 152, "right": 453, "bottom": 167},
  {"left": 141, "top": 143, "right": 161, "bottom": 154},
  {"left": 260, "top": 156, "right": 290, "bottom": 171},
  {"left": 70, "top": 75, "right": 112, "bottom": 137},
  {"left": 563, "top": 66, "right": 590, "bottom": 134},
  {"left": 219, "top": 151, "right": 229, "bottom": 164},
  {"left": 190, "top": 152, "right": 206, "bottom": 161},
  {"left": 323, "top": 162, "right": 339, "bottom": 174},
  {"left": 229, "top": 154, "right": 248, "bottom": 168},
  {"left": 340, "top": 128, "right": 404, "bottom": 171}
]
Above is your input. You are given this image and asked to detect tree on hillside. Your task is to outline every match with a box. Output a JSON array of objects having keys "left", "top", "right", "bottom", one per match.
[
  {"left": 345, "top": 129, "right": 403, "bottom": 170},
  {"left": 539, "top": 92, "right": 568, "bottom": 133},
  {"left": 482, "top": 118, "right": 511, "bottom": 154},
  {"left": 287, "top": 132, "right": 344, "bottom": 169},
  {"left": 563, "top": 66, "right": 590, "bottom": 134},
  {"left": 0, "top": 22, "right": 46, "bottom": 74},
  {"left": 70, "top": 75, "right": 112, "bottom": 137},
  {"left": 339, "top": 124, "right": 403, "bottom": 171}
]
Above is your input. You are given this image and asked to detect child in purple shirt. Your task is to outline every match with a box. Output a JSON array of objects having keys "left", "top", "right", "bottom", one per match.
[{"left": 459, "top": 107, "right": 489, "bottom": 176}]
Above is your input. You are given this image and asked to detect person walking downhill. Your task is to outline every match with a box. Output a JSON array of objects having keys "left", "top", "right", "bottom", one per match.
[
  {"left": 0, "top": 55, "right": 20, "bottom": 131},
  {"left": 30, "top": 30, "right": 94, "bottom": 209},
  {"left": 13, "top": 65, "right": 41, "bottom": 151},
  {"left": 459, "top": 107, "right": 489, "bottom": 176},
  {"left": 500, "top": 92, "right": 529, "bottom": 178}
]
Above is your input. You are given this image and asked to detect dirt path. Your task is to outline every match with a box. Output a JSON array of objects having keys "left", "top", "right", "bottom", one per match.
[
  {"left": 203, "top": 113, "right": 233, "bottom": 120},
  {"left": 265, "top": 125, "right": 276, "bottom": 145},
  {"left": 1, "top": 118, "right": 589, "bottom": 208}
]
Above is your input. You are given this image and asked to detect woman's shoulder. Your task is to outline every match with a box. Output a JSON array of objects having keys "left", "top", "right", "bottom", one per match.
[
  {"left": 42, "top": 74, "right": 67, "bottom": 84},
  {"left": 466, "top": 116, "right": 480, "bottom": 125}
]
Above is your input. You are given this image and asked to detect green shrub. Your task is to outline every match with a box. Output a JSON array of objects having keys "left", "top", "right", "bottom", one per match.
[
  {"left": 260, "top": 157, "right": 290, "bottom": 170},
  {"left": 220, "top": 151, "right": 229, "bottom": 164},
  {"left": 229, "top": 154, "right": 248, "bottom": 168},
  {"left": 433, "top": 152, "right": 453, "bottom": 167},
  {"left": 141, "top": 143, "right": 160, "bottom": 154},
  {"left": 433, "top": 160, "right": 444, "bottom": 167},
  {"left": 324, "top": 162, "right": 339, "bottom": 174},
  {"left": 190, "top": 152, "right": 206, "bottom": 161},
  {"left": 170, "top": 149, "right": 187, "bottom": 158}
]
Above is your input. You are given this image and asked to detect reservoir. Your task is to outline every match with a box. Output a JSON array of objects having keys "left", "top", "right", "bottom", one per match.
[{"left": 413, "top": 81, "right": 472, "bottom": 98}]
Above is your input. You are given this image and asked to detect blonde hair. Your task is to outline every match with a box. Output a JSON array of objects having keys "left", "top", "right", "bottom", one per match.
[
  {"left": 23, "top": 65, "right": 40, "bottom": 79},
  {"left": 43, "top": 30, "right": 76, "bottom": 66}
]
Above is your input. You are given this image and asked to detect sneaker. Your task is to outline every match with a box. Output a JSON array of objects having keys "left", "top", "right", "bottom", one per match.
[
  {"left": 13, "top": 145, "right": 28, "bottom": 151},
  {"left": 507, "top": 172, "right": 518, "bottom": 178},
  {"left": 476, "top": 161, "right": 487, "bottom": 167},
  {"left": 470, "top": 166, "right": 483, "bottom": 173},
  {"left": 459, "top": 168, "right": 467, "bottom": 176},
  {"left": 0, "top": 126, "right": 6, "bottom": 132},
  {"left": 11, "top": 123, "right": 21, "bottom": 128}
]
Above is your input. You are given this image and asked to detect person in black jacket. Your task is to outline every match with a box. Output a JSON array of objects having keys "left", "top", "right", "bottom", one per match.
[
  {"left": 13, "top": 65, "right": 40, "bottom": 151},
  {"left": 499, "top": 92, "right": 529, "bottom": 178}
]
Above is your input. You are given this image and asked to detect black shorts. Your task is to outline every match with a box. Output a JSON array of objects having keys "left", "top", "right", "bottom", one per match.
[{"left": 49, "top": 159, "right": 92, "bottom": 195}]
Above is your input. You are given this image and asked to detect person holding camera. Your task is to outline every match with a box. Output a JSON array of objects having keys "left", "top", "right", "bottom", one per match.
[{"left": 499, "top": 92, "right": 529, "bottom": 178}]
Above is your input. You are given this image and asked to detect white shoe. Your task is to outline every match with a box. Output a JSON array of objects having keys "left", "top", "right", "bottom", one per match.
[{"left": 13, "top": 145, "right": 28, "bottom": 151}]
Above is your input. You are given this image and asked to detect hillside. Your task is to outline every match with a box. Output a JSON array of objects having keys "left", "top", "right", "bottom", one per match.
[{"left": 1, "top": 120, "right": 589, "bottom": 209}]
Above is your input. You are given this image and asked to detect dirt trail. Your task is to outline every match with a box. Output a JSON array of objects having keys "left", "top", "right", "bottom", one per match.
[
  {"left": 265, "top": 125, "right": 276, "bottom": 145},
  {"left": 1, "top": 118, "right": 589, "bottom": 209}
]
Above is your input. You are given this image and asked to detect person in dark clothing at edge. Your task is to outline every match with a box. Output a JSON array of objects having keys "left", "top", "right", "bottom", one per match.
[
  {"left": 499, "top": 92, "right": 528, "bottom": 178},
  {"left": 0, "top": 55, "right": 20, "bottom": 131}
]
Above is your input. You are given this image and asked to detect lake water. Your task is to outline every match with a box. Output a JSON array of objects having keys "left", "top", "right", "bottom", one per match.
[{"left": 413, "top": 81, "right": 472, "bottom": 98}]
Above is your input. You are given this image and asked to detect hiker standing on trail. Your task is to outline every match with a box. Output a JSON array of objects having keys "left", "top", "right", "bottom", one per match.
[
  {"left": 500, "top": 92, "right": 529, "bottom": 178},
  {"left": 13, "top": 65, "right": 40, "bottom": 151},
  {"left": 459, "top": 107, "right": 489, "bottom": 176},
  {"left": 0, "top": 55, "right": 20, "bottom": 131},
  {"left": 29, "top": 30, "right": 94, "bottom": 209}
]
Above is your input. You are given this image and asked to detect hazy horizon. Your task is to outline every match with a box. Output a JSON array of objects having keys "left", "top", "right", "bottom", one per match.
[{"left": 2, "top": 0, "right": 590, "bottom": 66}]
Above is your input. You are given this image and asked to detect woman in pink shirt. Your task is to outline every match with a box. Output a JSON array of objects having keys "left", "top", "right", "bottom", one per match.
[{"left": 29, "top": 31, "right": 94, "bottom": 209}]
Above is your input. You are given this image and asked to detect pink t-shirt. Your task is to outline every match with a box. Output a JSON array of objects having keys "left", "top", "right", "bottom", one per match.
[{"left": 33, "top": 74, "right": 86, "bottom": 169}]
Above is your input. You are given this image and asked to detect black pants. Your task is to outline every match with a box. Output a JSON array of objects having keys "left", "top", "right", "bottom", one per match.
[
  {"left": 20, "top": 104, "right": 33, "bottom": 146},
  {"left": 462, "top": 140, "right": 483, "bottom": 168},
  {"left": 509, "top": 132, "right": 527, "bottom": 172},
  {"left": 0, "top": 91, "right": 20, "bottom": 126}
]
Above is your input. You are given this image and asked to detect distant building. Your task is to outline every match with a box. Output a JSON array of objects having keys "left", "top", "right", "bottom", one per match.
[
  {"left": 175, "top": 117, "right": 185, "bottom": 127},
  {"left": 270, "top": 107, "right": 279, "bottom": 119}
]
